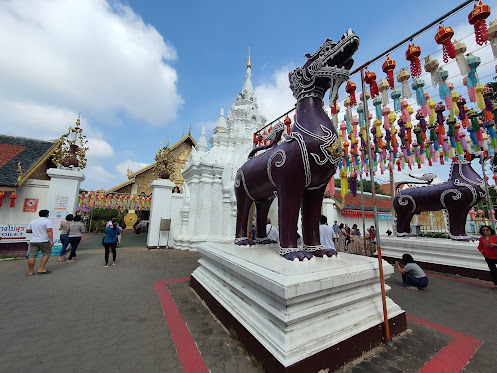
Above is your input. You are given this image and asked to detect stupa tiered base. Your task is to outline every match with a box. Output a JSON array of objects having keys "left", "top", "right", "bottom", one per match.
[{"left": 190, "top": 242, "right": 406, "bottom": 372}]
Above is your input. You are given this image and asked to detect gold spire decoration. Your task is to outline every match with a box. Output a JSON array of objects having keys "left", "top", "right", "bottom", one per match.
[
  {"left": 52, "top": 115, "right": 89, "bottom": 169},
  {"left": 247, "top": 47, "right": 252, "bottom": 68},
  {"left": 153, "top": 142, "right": 171, "bottom": 179}
]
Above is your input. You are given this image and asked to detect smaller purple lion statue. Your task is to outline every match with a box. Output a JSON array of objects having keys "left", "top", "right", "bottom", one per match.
[{"left": 393, "top": 160, "right": 486, "bottom": 240}]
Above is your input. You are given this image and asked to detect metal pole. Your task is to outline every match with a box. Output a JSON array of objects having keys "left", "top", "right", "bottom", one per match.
[
  {"left": 360, "top": 68, "right": 392, "bottom": 345},
  {"left": 360, "top": 174, "right": 367, "bottom": 255},
  {"left": 390, "top": 170, "right": 396, "bottom": 234},
  {"left": 480, "top": 155, "right": 496, "bottom": 230}
]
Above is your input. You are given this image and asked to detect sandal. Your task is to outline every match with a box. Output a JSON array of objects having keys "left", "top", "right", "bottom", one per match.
[{"left": 57, "top": 257, "right": 66, "bottom": 262}]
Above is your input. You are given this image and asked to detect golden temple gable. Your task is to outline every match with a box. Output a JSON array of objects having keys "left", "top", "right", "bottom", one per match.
[{"left": 107, "top": 133, "right": 197, "bottom": 195}]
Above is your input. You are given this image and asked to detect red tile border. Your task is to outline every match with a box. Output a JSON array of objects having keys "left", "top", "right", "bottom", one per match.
[
  {"left": 426, "top": 272, "right": 494, "bottom": 288},
  {"left": 155, "top": 277, "right": 484, "bottom": 372},
  {"left": 154, "top": 278, "right": 209, "bottom": 373},
  {"left": 408, "top": 314, "right": 483, "bottom": 373}
]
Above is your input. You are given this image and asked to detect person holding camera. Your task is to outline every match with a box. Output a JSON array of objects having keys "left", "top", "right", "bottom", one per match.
[
  {"left": 103, "top": 218, "right": 120, "bottom": 267},
  {"left": 395, "top": 254, "right": 428, "bottom": 290}
]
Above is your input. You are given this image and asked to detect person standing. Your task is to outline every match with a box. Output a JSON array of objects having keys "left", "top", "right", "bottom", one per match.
[
  {"left": 26, "top": 209, "right": 53, "bottom": 275},
  {"left": 366, "top": 226, "right": 377, "bottom": 256},
  {"left": 266, "top": 218, "right": 279, "bottom": 243},
  {"left": 349, "top": 224, "right": 362, "bottom": 255},
  {"left": 477, "top": 225, "right": 497, "bottom": 289},
  {"left": 337, "top": 223, "right": 347, "bottom": 252},
  {"left": 103, "top": 218, "right": 120, "bottom": 267},
  {"left": 332, "top": 221, "right": 339, "bottom": 236},
  {"left": 319, "top": 215, "right": 337, "bottom": 251},
  {"left": 67, "top": 215, "right": 85, "bottom": 263},
  {"left": 395, "top": 254, "right": 428, "bottom": 290},
  {"left": 57, "top": 214, "right": 73, "bottom": 262}
]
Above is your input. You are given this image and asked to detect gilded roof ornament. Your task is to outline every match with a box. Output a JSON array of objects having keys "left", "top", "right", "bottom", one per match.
[{"left": 52, "top": 115, "right": 89, "bottom": 169}]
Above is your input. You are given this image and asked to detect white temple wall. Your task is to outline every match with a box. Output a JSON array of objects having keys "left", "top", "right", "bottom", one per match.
[
  {"left": 170, "top": 194, "right": 184, "bottom": 244},
  {"left": 0, "top": 180, "right": 50, "bottom": 226}
]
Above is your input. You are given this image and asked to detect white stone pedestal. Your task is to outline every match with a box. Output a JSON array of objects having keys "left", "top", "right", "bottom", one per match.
[
  {"left": 191, "top": 243, "right": 406, "bottom": 371},
  {"left": 147, "top": 179, "right": 175, "bottom": 248},
  {"left": 46, "top": 168, "right": 85, "bottom": 218}
]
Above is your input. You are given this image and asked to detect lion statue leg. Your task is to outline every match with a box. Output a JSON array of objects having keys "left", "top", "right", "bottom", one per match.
[
  {"left": 301, "top": 185, "right": 337, "bottom": 257},
  {"left": 234, "top": 185, "right": 254, "bottom": 246}
]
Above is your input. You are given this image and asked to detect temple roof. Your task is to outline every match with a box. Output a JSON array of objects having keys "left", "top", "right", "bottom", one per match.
[
  {"left": 330, "top": 191, "right": 393, "bottom": 212},
  {"left": 0, "top": 134, "right": 58, "bottom": 188},
  {"left": 106, "top": 133, "right": 197, "bottom": 193}
]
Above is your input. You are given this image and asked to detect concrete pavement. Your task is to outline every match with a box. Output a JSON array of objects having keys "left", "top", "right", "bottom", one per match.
[{"left": 0, "top": 232, "right": 496, "bottom": 372}]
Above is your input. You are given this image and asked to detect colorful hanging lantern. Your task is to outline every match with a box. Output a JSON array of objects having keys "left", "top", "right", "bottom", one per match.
[
  {"left": 488, "top": 19, "right": 497, "bottom": 58},
  {"left": 349, "top": 171, "right": 358, "bottom": 197},
  {"left": 434, "top": 25, "right": 457, "bottom": 63},
  {"left": 378, "top": 79, "right": 390, "bottom": 105},
  {"left": 391, "top": 89, "right": 402, "bottom": 113},
  {"left": 345, "top": 81, "right": 357, "bottom": 107},
  {"left": 0, "top": 191, "right": 4, "bottom": 207},
  {"left": 405, "top": 43, "right": 422, "bottom": 78},
  {"left": 364, "top": 71, "right": 379, "bottom": 98},
  {"left": 339, "top": 168, "right": 348, "bottom": 198},
  {"left": 360, "top": 90, "right": 371, "bottom": 103},
  {"left": 411, "top": 78, "right": 426, "bottom": 107},
  {"left": 373, "top": 97, "right": 382, "bottom": 120},
  {"left": 9, "top": 192, "right": 17, "bottom": 208},
  {"left": 424, "top": 56, "right": 441, "bottom": 88},
  {"left": 466, "top": 53, "right": 481, "bottom": 102},
  {"left": 438, "top": 68, "right": 452, "bottom": 110},
  {"left": 468, "top": 0, "right": 491, "bottom": 46},
  {"left": 382, "top": 56, "right": 396, "bottom": 89},
  {"left": 397, "top": 69, "right": 411, "bottom": 99},
  {"left": 453, "top": 40, "right": 470, "bottom": 76}
]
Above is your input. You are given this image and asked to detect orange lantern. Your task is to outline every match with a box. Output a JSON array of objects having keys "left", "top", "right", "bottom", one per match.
[
  {"left": 10, "top": 191, "right": 17, "bottom": 208},
  {"left": 345, "top": 81, "right": 357, "bottom": 107},
  {"left": 405, "top": 43, "right": 422, "bottom": 78},
  {"left": 284, "top": 115, "right": 292, "bottom": 134},
  {"left": 468, "top": 0, "right": 491, "bottom": 46},
  {"left": 0, "top": 191, "right": 4, "bottom": 207},
  {"left": 434, "top": 25, "right": 457, "bottom": 63},
  {"left": 382, "top": 56, "right": 396, "bottom": 90},
  {"left": 364, "top": 71, "right": 379, "bottom": 98}
]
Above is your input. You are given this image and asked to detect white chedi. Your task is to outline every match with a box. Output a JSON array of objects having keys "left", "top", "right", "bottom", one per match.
[{"left": 175, "top": 57, "right": 267, "bottom": 250}]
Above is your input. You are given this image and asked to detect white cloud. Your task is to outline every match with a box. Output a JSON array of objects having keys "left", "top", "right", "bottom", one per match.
[
  {"left": 86, "top": 138, "right": 115, "bottom": 160},
  {"left": 0, "top": 0, "right": 183, "bottom": 130},
  {"left": 115, "top": 160, "right": 149, "bottom": 176},
  {"left": 83, "top": 165, "right": 117, "bottom": 190},
  {"left": 254, "top": 66, "right": 296, "bottom": 123}
]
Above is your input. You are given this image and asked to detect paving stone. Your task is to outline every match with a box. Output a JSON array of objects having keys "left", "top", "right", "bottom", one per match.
[{"left": 1, "top": 232, "right": 496, "bottom": 372}]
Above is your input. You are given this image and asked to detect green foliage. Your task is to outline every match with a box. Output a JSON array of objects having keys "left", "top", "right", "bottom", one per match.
[
  {"left": 88, "top": 219, "right": 107, "bottom": 233},
  {"left": 86, "top": 208, "right": 125, "bottom": 232},
  {"left": 334, "top": 177, "right": 386, "bottom": 195}
]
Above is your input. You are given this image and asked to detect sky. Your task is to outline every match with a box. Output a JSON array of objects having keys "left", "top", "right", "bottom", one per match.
[{"left": 1, "top": 0, "right": 496, "bottom": 190}]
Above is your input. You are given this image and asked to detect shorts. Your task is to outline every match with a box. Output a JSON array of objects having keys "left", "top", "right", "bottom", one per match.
[{"left": 29, "top": 241, "right": 52, "bottom": 258}]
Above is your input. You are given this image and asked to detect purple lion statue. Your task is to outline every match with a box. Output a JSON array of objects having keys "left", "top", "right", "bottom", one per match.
[
  {"left": 393, "top": 160, "right": 486, "bottom": 240},
  {"left": 234, "top": 30, "right": 360, "bottom": 261}
]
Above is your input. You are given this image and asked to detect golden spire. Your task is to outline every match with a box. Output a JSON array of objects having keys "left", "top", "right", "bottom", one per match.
[{"left": 247, "top": 47, "right": 252, "bottom": 68}]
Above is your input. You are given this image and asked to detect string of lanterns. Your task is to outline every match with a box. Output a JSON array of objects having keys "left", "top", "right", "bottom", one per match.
[
  {"left": 254, "top": 1, "right": 497, "bottom": 199},
  {"left": 78, "top": 191, "right": 152, "bottom": 211}
]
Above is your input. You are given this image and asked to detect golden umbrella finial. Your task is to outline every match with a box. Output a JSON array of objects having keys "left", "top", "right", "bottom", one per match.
[{"left": 247, "top": 47, "right": 252, "bottom": 68}]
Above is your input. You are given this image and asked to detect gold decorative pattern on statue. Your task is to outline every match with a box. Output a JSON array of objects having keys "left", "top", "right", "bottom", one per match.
[
  {"left": 326, "top": 141, "right": 342, "bottom": 158},
  {"left": 51, "top": 116, "right": 89, "bottom": 169}
]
